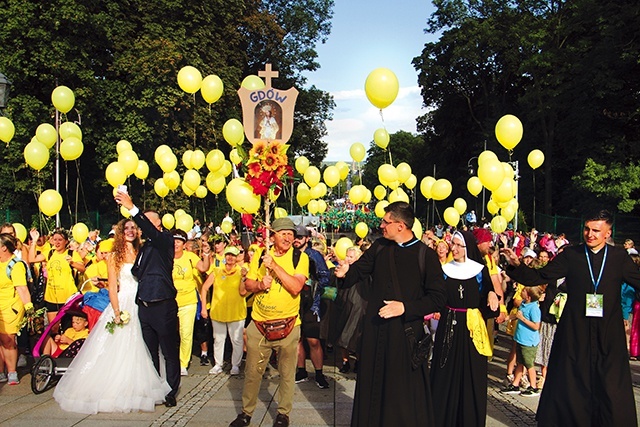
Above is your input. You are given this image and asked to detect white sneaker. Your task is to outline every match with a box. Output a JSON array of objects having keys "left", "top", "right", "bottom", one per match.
[
  {"left": 17, "top": 354, "right": 27, "bottom": 368},
  {"left": 521, "top": 375, "right": 530, "bottom": 388},
  {"left": 230, "top": 366, "right": 241, "bottom": 375},
  {"left": 209, "top": 365, "right": 224, "bottom": 375},
  {"left": 180, "top": 367, "right": 188, "bottom": 376},
  {"left": 504, "top": 374, "right": 514, "bottom": 386}
]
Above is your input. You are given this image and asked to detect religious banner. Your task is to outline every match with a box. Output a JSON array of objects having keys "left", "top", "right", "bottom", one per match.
[{"left": 237, "top": 64, "right": 299, "bottom": 145}]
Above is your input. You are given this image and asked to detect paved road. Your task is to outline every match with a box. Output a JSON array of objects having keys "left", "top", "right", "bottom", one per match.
[{"left": 1, "top": 332, "right": 640, "bottom": 426}]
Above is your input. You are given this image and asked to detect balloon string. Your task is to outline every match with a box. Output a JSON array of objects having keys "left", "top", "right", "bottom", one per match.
[{"left": 193, "top": 93, "right": 197, "bottom": 150}]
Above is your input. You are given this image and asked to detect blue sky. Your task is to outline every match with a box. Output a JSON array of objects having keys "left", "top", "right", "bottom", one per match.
[{"left": 304, "top": 0, "right": 439, "bottom": 161}]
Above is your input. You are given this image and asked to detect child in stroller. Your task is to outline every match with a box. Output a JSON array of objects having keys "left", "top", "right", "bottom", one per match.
[{"left": 42, "top": 314, "right": 88, "bottom": 358}]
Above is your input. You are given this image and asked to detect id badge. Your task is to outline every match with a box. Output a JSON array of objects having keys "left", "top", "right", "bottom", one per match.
[{"left": 585, "top": 293, "right": 604, "bottom": 317}]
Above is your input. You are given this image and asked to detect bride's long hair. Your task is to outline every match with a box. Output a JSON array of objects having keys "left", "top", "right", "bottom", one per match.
[{"left": 111, "top": 219, "right": 141, "bottom": 273}]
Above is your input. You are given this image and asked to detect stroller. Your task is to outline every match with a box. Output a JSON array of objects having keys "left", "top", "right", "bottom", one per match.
[{"left": 30, "top": 293, "right": 89, "bottom": 394}]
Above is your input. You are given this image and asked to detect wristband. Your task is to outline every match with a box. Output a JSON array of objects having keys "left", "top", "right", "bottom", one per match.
[
  {"left": 24, "top": 302, "right": 34, "bottom": 311},
  {"left": 500, "top": 304, "right": 508, "bottom": 314}
]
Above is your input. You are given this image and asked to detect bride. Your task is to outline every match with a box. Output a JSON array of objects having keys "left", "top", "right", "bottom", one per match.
[{"left": 53, "top": 219, "right": 171, "bottom": 413}]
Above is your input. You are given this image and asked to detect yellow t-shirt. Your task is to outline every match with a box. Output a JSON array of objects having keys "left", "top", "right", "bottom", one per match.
[
  {"left": 209, "top": 264, "right": 247, "bottom": 323},
  {"left": 206, "top": 253, "right": 226, "bottom": 275},
  {"left": 173, "top": 251, "right": 201, "bottom": 307},
  {"left": 60, "top": 327, "right": 89, "bottom": 350},
  {"left": 0, "top": 258, "right": 27, "bottom": 309},
  {"left": 247, "top": 247, "right": 308, "bottom": 323},
  {"left": 45, "top": 250, "right": 84, "bottom": 304},
  {"left": 83, "top": 259, "right": 108, "bottom": 293},
  {"left": 484, "top": 254, "right": 499, "bottom": 276}
]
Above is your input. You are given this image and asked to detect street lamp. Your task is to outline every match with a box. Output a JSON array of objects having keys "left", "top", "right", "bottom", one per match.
[
  {"left": 467, "top": 156, "right": 486, "bottom": 219},
  {"left": 0, "top": 72, "right": 12, "bottom": 114},
  {"left": 507, "top": 160, "right": 520, "bottom": 231}
]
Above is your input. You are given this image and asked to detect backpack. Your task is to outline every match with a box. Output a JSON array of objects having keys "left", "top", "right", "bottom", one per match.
[{"left": 6, "top": 257, "right": 33, "bottom": 283}]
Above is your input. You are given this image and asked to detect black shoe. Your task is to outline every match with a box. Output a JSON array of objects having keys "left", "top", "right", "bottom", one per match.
[
  {"left": 164, "top": 395, "right": 177, "bottom": 407},
  {"left": 295, "top": 370, "right": 309, "bottom": 383},
  {"left": 200, "top": 354, "right": 209, "bottom": 366},
  {"left": 229, "top": 412, "right": 251, "bottom": 427},
  {"left": 273, "top": 413, "right": 289, "bottom": 427},
  {"left": 353, "top": 360, "right": 358, "bottom": 374},
  {"left": 315, "top": 373, "right": 329, "bottom": 389},
  {"left": 339, "top": 360, "right": 350, "bottom": 373}
]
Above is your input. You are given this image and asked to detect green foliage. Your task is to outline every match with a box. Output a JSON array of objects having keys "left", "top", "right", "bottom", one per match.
[{"left": 573, "top": 158, "right": 640, "bottom": 213}]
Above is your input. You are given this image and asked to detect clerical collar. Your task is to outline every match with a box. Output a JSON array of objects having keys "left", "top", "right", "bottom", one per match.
[{"left": 397, "top": 237, "right": 419, "bottom": 247}]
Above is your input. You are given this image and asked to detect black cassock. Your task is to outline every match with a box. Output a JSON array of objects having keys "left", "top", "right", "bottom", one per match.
[
  {"left": 508, "top": 243, "right": 640, "bottom": 426},
  {"left": 341, "top": 237, "right": 446, "bottom": 427}
]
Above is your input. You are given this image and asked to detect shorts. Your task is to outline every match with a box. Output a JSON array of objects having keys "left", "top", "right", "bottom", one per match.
[
  {"left": 45, "top": 301, "right": 66, "bottom": 312},
  {"left": 301, "top": 308, "right": 321, "bottom": 339},
  {"left": 516, "top": 343, "right": 538, "bottom": 369},
  {"left": 0, "top": 299, "right": 24, "bottom": 335}
]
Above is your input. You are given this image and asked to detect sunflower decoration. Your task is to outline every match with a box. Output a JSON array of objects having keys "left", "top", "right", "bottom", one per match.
[{"left": 237, "top": 140, "right": 293, "bottom": 198}]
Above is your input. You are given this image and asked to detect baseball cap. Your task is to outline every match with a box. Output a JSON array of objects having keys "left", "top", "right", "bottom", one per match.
[
  {"left": 472, "top": 227, "right": 493, "bottom": 245},
  {"left": 522, "top": 248, "right": 537, "bottom": 258},
  {"left": 295, "top": 225, "right": 310, "bottom": 237},
  {"left": 224, "top": 246, "right": 240, "bottom": 256},
  {"left": 271, "top": 217, "right": 296, "bottom": 232}
]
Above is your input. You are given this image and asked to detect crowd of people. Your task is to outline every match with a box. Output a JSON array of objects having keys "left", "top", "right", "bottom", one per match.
[{"left": 1, "top": 198, "right": 639, "bottom": 427}]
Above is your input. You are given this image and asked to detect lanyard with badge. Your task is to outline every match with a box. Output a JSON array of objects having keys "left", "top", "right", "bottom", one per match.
[{"left": 585, "top": 245, "right": 607, "bottom": 317}]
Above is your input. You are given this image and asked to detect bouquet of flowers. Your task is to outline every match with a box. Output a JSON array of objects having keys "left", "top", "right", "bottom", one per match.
[
  {"left": 17, "top": 306, "right": 46, "bottom": 336},
  {"left": 105, "top": 310, "right": 131, "bottom": 334},
  {"left": 239, "top": 140, "right": 293, "bottom": 197}
]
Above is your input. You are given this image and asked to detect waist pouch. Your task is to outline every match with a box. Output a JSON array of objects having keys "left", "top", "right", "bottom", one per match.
[{"left": 254, "top": 316, "right": 296, "bottom": 341}]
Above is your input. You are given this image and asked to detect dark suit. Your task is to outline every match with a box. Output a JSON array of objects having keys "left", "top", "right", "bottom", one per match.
[{"left": 131, "top": 210, "right": 180, "bottom": 398}]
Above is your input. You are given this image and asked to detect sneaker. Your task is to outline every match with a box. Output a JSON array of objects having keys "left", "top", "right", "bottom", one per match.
[
  {"left": 520, "top": 386, "right": 541, "bottom": 397},
  {"left": 315, "top": 373, "right": 329, "bottom": 389},
  {"left": 521, "top": 375, "right": 530, "bottom": 388},
  {"left": 181, "top": 367, "right": 188, "bottom": 376},
  {"left": 339, "top": 360, "right": 350, "bottom": 373},
  {"left": 0, "top": 372, "right": 7, "bottom": 383},
  {"left": 500, "top": 384, "right": 521, "bottom": 394},
  {"left": 273, "top": 413, "right": 289, "bottom": 427},
  {"left": 7, "top": 371, "right": 19, "bottom": 385},
  {"left": 229, "top": 412, "right": 251, "bottom": 427},
  {"left": 504, "top": 373, "right": 515, "bottom": 386},
  {"left": 17, "top": 354, "right": 27, "bottom": 368},
  {"left": 230, "top": 366, "right": 241, "bottom": 375},
  {"left": 209, "top": 365, "right": 224, "bottom": 375},
  {"left": 295, "top": 370, "right": 308, "bottom": 383},
  {"left": 200, "top": 354, "right": 209, "bottom": 366}
]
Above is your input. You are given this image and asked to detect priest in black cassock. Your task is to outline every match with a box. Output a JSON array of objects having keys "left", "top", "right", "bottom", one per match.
[
  {"left": 502, "top": 209, "right": 640, "bottom": 426},
  {"left": 335, "top": 201, "right": 446, "bottom": 427}
]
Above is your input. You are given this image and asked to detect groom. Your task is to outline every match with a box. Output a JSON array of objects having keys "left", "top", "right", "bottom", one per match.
[{"left": 115, "top": 191, "right": 180, "bottom": 407}]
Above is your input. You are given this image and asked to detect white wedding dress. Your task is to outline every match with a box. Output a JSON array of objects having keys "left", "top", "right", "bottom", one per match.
[{"left": 53, "top": 264, "right": 171, "bottom": 414}]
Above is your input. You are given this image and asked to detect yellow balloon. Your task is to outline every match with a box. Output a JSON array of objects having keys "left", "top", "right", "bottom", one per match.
[
  {"left": 164, "top": 170, "right": 181, "bottom": 190},
  {"left": 467, "top": 176, "right": 483, "bottom": 197},
  {"left": 364, "top": 68, "right": 399, "bottom": 109},
  {"left": 296, "top": 188, "right": 311, "bottom": 207},
  {"left": 206, "top": 149, "right": 225, "bottom": 172},
  {"left": 420, "top": 176, "right": 436, "bottom": 199},
  {"left": 477, "top": 159, "right": 505, "bottom": 191},
  {"left": 396, "top": 162, "right": 412, "bottom": 184},
  {"left": 412, "top": 218, "right": 423, "bottom": 239},
  {"left": 206, "top": 171, "right": 226, "bottom": 194},
  {"left": 310, "top": 184, "right": 323, "bottom": 200},
  {"left": 223, "top": 119, "right": 244, "bottom": 146},
  {"left": 388, "top": 188, "right": 409, "bottom": 204},
  {"left": 105, "top": 162, "right": 126, "bottom": 187},
  {"left": 492, "top": 178, "right": 516, "bottom": 204},
  {"left": 221, "top": 220, "right": 233, "bottom": 234},
  {"left": 36, "top": 123, "right": 57, "bottom": 148},
  {"left": 38, "top": 189, "right": 63, "bottom": 217},
  {"left": 478, "top": 150, "right": 498, "bottom": 166},
  {"left": 349, "top": 185, "right": 365, "bottom": 204},
  {"left": 60, "top": 137, "right": 84, "bottom": 161},
  {"left": 182, "top": 150, "right": 193, "bottom": 169},
  {"left": 176, "top": 214, "right": 194, "bottom": 233},
  {"left": 116, "top": 140, "right": 132, "bottom": 155},
  {"left": 295, "top": 156, "right": 310, "bottom": 174},
  {"left": 118, "top": 150, "right": 139, "bottom": 175},
  {"left": 162, "top": 213, "right": 175, "bottom": 229},
  {"left": 378, "top": 164, "right": 398, "bottom": 185},
  {"left": 72, "top": 223, "right": 89, "bottom": 243},
  {"left": 501, "top": 204, "right": 516, "bottom": 222},
  {"left": 182, "top": 180, "right": 195, "bottom": 196},
  {"left": 336, "top": 161, "right": 350, "bottom": 180},
  {"left": 120, "top": 206, "right": 131, "bottom": 218},
  {"left": 454, "top": 198, "right": 467, "bottom": 215},
  {"left": 183, "top": 169, "right": 201, "bottom": 191},
  {"left": 220, "top": 160, "right": 232, "bottom": 177},
  {"left": 502, "top": 162, "right": 515, "bottom": 180},
  {"left": 495, "top": 114, "right": 523, "bottom": 150},
  {"left": 59, "top": 122, "right": 82, "bottom": 141},
  {"left": 375, "top": 200, "right": 389, "bottom": 218},
  {"left": 349, "top": 142, "right": 366, "bottom": 163},
  {"left": 317, "top": 199, "right": 327, "bottom": 214},
  {"left": 323, "top": 166, "right": 340, "bottom": 188},
  {"left": 241, "top": 75, "right": 265, "bottom": 91},
  {"left": 487, "top": 199, "right": 500, "bottom": 215},
  {"left": 24, "top": 141, "right": 50, "bottom": 171},
  {"left": 334, "top": 237, "right": 354, "bottom": 260},
  {"left": 229, "top": 148, "right": 243, "bottom": 165},
  {"left": 308, "top": 199, "right": 319, "bottom": 214},
  {"left": 177, "top": 66, "right": 203, "bottom": 94},
  {"left": 528, "top": 149, "right": 544, "bottom": 170},
  {"left": 355, "top": 222, "right": 369, "bottom": 238},
  {"left": 298, "top": 183, "right": 309, "bottom": 192},
  {"left": 195, "top": 185, "right": 208, "bottom": 199},
  {"left": 226, "top": 178, "right": 261, "bottom": 214},
  {"left": 174, "top": 209, "right": 187, "bottom": 219},
  {"left": 0, "top": 117, "right": 15, "bottom": 144},
  {"left": 444, "top": 207, "right": 460, "bottom": 227},
  {"left": 363, "top": 188, "right": 372, "bottom": 204},
  {"left": 158, "top": 152, "right": 178, "bottom": 173},
  {"left": 154, "top": 178, "right": 169, "bottom": 198},
  {"left": 154, "top": 145, "right": 172, "bottom": 164},
  {"left": 200, "top": 74, "right": 224, "bottom": 104},
  {"left": 490, "top": 215, "right": 508, "bottom": 233},
  {"left": 373, "top": 128, "right": 390, "bottom": 149},
  {"left": 274, "top": 207, "right": 288, "bottom": 219},
  {"left": 431, "top": 179, "right": 452, "bottom": 201},
  {"left": 374, "top": 185, "right": 386, "bottom": 200},
  {"left": 135, "top": 160, "right": 149, "bottom": 180},
  {"left": 191, "top": 150, "right": 205, "bottom": 170},
  {"left": 12, "top": 223, "right": 27, "bottom": 242},
  {"left": 405, "top": 174, "right": 417, "bottom": 190},
  {"left": 51, "top": 86, "right": 75, "bottom": 113},
  {"left": 304, "top": 166, "right": 321, "bottom": 187}
]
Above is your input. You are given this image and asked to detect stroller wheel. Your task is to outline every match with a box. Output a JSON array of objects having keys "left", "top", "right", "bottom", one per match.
[{"left": 31, "top": 355, "right": 55, "bottom": 394}]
